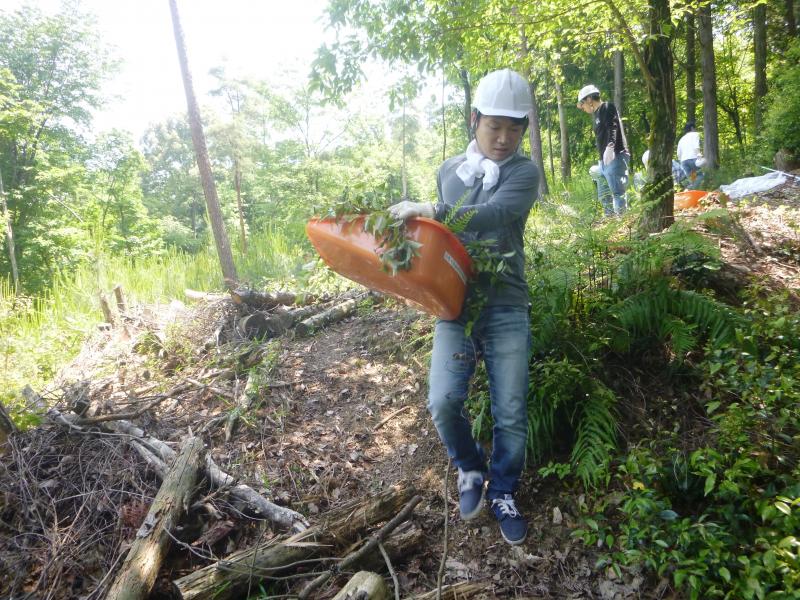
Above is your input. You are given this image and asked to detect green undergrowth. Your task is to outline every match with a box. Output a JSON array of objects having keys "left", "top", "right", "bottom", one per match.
[
  {"left": 466, "top": 189, "right": 800, "bottom": 598},
  {"left": 0, "top": 226, "right": 324, "bottom": 426}
]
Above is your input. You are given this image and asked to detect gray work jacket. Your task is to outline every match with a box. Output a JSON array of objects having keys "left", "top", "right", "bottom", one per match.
[{"left": 433, "top": 152, "right": 539, "bottom": 311}]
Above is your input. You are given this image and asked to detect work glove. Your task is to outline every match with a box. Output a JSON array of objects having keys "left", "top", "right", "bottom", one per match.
[
  {"left": 387, "top": 200, "right": 435, "bottom": 221},
  {"left": 603, "top": 145, "right": 615, "bottom": 166}
]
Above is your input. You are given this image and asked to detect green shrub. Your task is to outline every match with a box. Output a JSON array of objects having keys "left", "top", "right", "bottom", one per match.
[{"left": 763, "top": 40, "right": 800, "bottom": 161}]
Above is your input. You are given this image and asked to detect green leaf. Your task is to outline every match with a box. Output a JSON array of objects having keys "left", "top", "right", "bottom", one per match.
[
  {"left": 775, "top": 501, "right": 791, "bottom": 516},
  {"left": 704, "top": 473, "right": 716, "bottom": 496},
  {"left": 718, "top": 566, "right": 731, "bottom": 582}
]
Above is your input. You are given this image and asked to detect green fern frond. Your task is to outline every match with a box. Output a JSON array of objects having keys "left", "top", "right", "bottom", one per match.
[
  {"left": 571, "top": 383, "right": 617, "bottom": 489},
  {"left": 442, "top": 190, "right": 474, "bottom": 234},
  {"left": 659, "top": 316, "right": 698, "bottom": 358},
  {"left": 612, "top": 283, "right": 738, "bottom": 356}
]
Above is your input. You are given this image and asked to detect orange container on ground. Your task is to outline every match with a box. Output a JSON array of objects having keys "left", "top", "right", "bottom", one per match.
[
  {"left": 674, "top": 190, "right": 708, "bottom": 209},
  {"left": 306, "top": 215, "right": 473, "bottom": 320}
]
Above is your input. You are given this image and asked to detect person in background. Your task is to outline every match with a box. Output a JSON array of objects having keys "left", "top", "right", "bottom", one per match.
[
  {"left": 387, "top": 68, "right": 539, "bottom": 546},
  {"left": 676, "top": 122, "right": 705, "bottom": 190},
  {"left": 640, "top": 149, "right": 687, "bottom": 189},
  {"left": 576, "top": 84, "right": 631, "bottom": 216}
]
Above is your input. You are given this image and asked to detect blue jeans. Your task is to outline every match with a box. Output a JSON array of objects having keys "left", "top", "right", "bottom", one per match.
[
  {"left": 681, "top": 158, "right": 704, "bottom": 190},
  {"left": 427, "top": 306, "right": 531, "bottom": 500},
  {"left": 599, "top": 154, "right": 630, "bottom": 216}
]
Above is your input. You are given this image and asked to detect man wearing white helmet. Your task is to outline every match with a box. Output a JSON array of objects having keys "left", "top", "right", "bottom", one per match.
[
  {"left": 389, "top": 68, "right": 539, "bottom": 546},
  {"left": 577, "top": 84, "right": 630, "bottom": 216}
]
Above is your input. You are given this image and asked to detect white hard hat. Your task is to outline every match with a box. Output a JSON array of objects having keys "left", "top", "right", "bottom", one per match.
[
  {"left": 642, "top": 150, "right": 650, "bottom": 167},
  {"left": 695, "top": 156, "right": 707, "bottom": 167},
  {"left": 474, "top": 69, "right": 533, "bottom": 119},
  {"left": 577, "top": 84, "right": 600, "bottom": 103},
  {"left": 589, "top": 164, "right": 601, "bottom": 177}
]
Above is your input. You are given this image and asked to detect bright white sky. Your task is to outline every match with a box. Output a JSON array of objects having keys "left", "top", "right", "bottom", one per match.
[{"left": 8, "top": 0, "right": 338, "bottom": 140}]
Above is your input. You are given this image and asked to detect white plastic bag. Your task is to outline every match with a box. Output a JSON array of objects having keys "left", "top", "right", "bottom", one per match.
[{"left": 719, "top": 171, "right": 786, "bottom": 200}]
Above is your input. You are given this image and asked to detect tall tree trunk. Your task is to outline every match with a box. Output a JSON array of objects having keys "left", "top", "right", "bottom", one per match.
[
  {"left": 546, "top": 93, "right": 555, "bottom": 181},
  {"left": 0, "top": 170, "right": 19, "bottom": 293},
  {"left": 169, "top": 0, "right": 238, "bottom": 289},
  {"left": 441, "top": 69, "right": 447, "bottom": 161},
  {"left": 640, "top": 0, "right": 677, "bottom": 232},
  {"left": 234, "top": 158, "right": 247, "bottom": 254},
  {"left": 699, "top": 3, "right": 720, "bottom": 169},
  {"left": 527, "top": 81, "right": 549, "bottom": 197},
  {"left": 402, "top": 97, "right": 408, "bottom": 197},
  {"left": 555, "top": 78, "right": 571, "bottom": 180},
  {"left": 753, "top": 3, "right": 768, "bottom": 130},
  {"left": 460, "top": 67, "right": 472, "bottom": 142},
  {"left": 517, "top": 21, "right": 549, "bottom": 196},
  {"left": 613, "top": 49, "right": 624, "bottom": 116},
  {"left": 686, "top": 12, "right": 697, "bottom": 126},
  {"left": 787, "top": 0, "right": 797, "bottom": 37}
]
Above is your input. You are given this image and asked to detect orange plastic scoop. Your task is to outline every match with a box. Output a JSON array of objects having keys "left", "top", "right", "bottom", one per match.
[
  {"left": 306, "top": 215, "right": 473, "bottom": 320},
  {"left": 674, "top": 190, "right": 708, "bottom": 209}
]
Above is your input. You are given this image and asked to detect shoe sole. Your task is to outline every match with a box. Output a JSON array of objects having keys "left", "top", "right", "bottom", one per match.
[
  {"left": 460, "top": 485, "right": 486, "bottom": 521},
  {"left": 500, "top": 530, "right": 527, "bottom": 545}
]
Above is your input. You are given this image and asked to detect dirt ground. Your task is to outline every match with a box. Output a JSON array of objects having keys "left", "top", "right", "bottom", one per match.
[{"left": 2, "top": 172, "right": 799, "bottom": 600}]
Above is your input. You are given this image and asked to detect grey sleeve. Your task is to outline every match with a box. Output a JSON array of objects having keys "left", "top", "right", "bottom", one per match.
[{"left": 446, "top": 161, "right": 539, "bottom": 232}]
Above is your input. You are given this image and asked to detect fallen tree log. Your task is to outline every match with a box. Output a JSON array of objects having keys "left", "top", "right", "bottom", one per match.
[
  {"left": 105, "top": 436, "right": 205, "bottom": 600},
  {"left": 230, "top": 288, "right": 320, "bottom": 310},
  {"left": 42, "top": 410, "right": 309, "bottom": 534},
  {"left": 413, "top": 582, "right": 492, "bottom": 599},
  {"left": 332, "top": 571, "right": 390, "bottom": 600},
  {"left": 298, "top": 494, "right": 422, "bottom": 598},
  {"left": 184, "top": 289, "right": 228, "bottom": 303},
  {"left": 103, "top": 419, "right": 309, "bottom": 533},
  {"left": 354, "top": 521, "right": 423, "bottom": 573},
  {"left": 172, "top": 483, "right": 418, "bottom": 600},
  {"left": 295, "top": 296, "right": 362, "bottom": 337}
]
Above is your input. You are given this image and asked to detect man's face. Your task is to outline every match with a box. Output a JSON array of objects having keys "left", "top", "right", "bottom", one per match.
[
  {"left": 474, "top": 115, "right": 526, "bottom": 161},
  {"left": 577, "top": 98, "right": 594, "bottom": 114}
]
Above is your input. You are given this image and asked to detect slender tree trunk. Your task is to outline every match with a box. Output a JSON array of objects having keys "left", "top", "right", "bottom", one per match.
[
  {"left": 441, "top": 69, "right": 447, "bottom": 161},
  {"left": 787, "top": 0, "right": 797, "bottom": 37},
  {"left": 517, "top": 22, "right": 549, "bottom": 196},
  {"left": 640, "top": 0, "right": 677, "bottom": 232},
  {"left": 402, "top": 98, "right": 408, "bottom": 197},
  {"left": 555, "top": 78, "right": 571, "bottom": 180},
  {"left": 699, "top": 3, "right": 720, "bottom": 169},
  {"left": 169, "top": 0, "right": 238, "bottom": 288},
  {"left": 0, "top": 170, "right": 19, "bottom": 293},
  {"left": 460, "top": 67, "right": 472, "bottom": 142},
  {"left": 686, "top": 12, "right": 697, "bottom": 126},
  {"left": 527, "top": 81, "right": 549, "bottom": 197},
  {"left": 753, "top": 3, "right": 768, "bottom": 131},
  {"left": 546, "top": 93, "right": 555, "bottom": 181},
  {"left": 613, "top": 49, "right": 624, "bottom": 116},
  {"left": 234, "top": 158, "right": 247, "bottom": 254}
]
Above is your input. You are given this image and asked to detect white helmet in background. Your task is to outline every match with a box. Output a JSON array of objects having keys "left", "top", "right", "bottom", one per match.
[
  {"left": 696, "top": 156, "right": 707, "bottom": 167},
  {"left": 474, "top": 69, "right": 533, "bottom": 119},
  {"left": 642, "top": 150, "right": 650, "bottom": 167},
  {"left": 589, "top": 164, "right": 601, "bottom": 178},
  {"left": 577, "top": 84, "right": 600, "bottom": 103}
]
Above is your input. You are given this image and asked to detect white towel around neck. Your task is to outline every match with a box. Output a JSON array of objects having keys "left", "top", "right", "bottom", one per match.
[{"left": 455, "top": 140, "right": 500, "bottom": 190}]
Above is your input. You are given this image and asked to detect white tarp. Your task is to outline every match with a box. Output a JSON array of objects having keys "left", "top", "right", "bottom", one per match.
[{"left": 719, "top": 171, "right": 787, "bottom": 200}]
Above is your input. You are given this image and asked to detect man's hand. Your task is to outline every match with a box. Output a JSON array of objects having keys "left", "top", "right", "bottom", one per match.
[
  {"left": 388, "top": 200, "right": 435, "bottom": 221},
  {"left": 603, "top": 145, "right": 615, "bottom": 166}
]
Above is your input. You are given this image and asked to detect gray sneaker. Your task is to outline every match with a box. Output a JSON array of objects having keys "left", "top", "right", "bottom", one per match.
[{"left": 457, "top": 469, "right": 485, "bottom": 520}]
